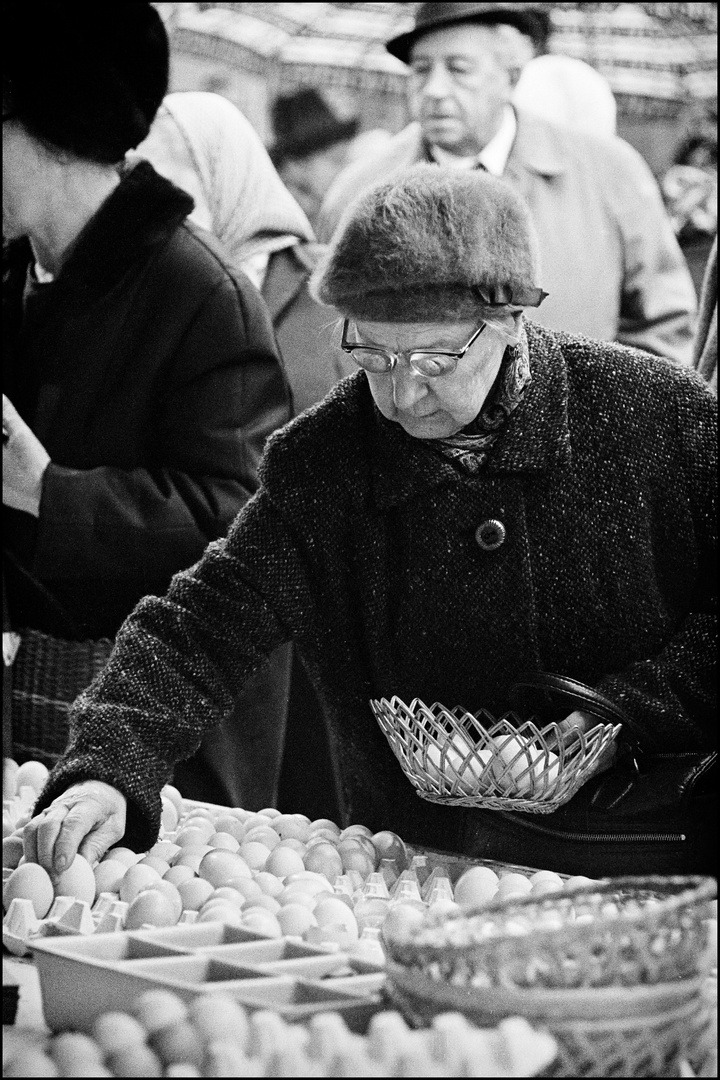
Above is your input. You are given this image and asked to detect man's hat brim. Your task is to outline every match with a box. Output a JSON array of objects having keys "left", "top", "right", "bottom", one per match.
[{"left": 386, "top": 3, "right": 551, "bottom": 64}]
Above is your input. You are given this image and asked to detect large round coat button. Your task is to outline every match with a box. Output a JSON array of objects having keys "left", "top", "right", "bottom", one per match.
[{"left": 475, "top": 519, "right": 506, "bottom": 551}]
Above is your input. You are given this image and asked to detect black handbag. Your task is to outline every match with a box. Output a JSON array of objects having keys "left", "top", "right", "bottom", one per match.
[{"left": 463, "top": 673, "right": 717, "bottom": 877}]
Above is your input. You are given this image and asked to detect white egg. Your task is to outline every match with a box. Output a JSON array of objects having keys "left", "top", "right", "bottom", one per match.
[{"left": 423, "top": 734, "right": 492, "bottom": 796}]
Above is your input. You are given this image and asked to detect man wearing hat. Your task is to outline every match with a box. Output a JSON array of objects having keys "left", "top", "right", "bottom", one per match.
[
  {"left": 270, "top": 88, "right": 359, "bottom": 229},
  {"left": 318, "top": 2, "right": 697, "bottom": 366}
]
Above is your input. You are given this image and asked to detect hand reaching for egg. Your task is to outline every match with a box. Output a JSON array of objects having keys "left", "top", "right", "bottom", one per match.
[
  {"left": 23, "top": 781, "right": 127, "bottom": 877},
  {"left": 556, "top": 710, "right": 617, "bottom": 777}
]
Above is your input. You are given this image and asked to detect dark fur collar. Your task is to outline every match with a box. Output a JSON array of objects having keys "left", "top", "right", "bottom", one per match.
[{"left": 3, "top": 160, "right": 194, "bottom": 302}]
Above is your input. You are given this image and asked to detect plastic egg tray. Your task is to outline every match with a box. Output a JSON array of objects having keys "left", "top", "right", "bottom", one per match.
[{"left": 31, "top": 920, "right": 386, "bottom": 1034}]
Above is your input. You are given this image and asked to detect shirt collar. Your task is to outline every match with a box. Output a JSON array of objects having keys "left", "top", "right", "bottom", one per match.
[{"left": 429, "top": 106, "right": 517, "bottom": 177}]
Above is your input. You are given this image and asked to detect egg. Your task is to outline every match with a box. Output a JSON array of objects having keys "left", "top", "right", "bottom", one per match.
[
  {"left": 490, "top": 734, "right": 538, "bottom": 794},
  {"left": 381, "top": 903, "right": 426, "bottom": 942},
  {"left": 53, "top": 853, "right": 97, "bottom": 904},
  {"left": 171, "top": 847, "right": 213, "bottom": 873},
  {"left": 302, "top": 842, "right": 343, "bottom": 881},
  {"left": 160, "top": 798, "right": 178, "bottom": 833},
  {"left": 103, "top": 847, "right": 141, "bottom": 867},
  {"left": 3, "top": 1049, "right": 60, "bottom": 1076},
  {"left": 276, "top": 903, "right": 318, "bottom": 937},
  {"left": 163, "top": 864, "right": 196, "bottom": 887},
  {"left": 198, "top": 900, "right": 244, "bottom": 924},
  {"left": 2, "top": 835, "right": 25, "bottom": 870},
  {"left": 565, "top": 875, "right": 596, "bottom": 891},
  {"left": 188, "top": 995, "right": 249, "bottom": 1046},
  {"left": 337, "top": 839, "right": 375, "bottom": 879},
  {"left": 240, "top": 908, "right": 282, "bottom": 937},
  {"left": 309, "top": 818, "right": 341, "bottom": 836},
  {"left": 531, "top": 877, "right": 566, "bottom": 897},
  {"left": 15, "top": 759, "right": 50, "bottom": 794},
  {"left": 226, "top": 875, "right": 262, "bottom": 903},
  {"left": 3, "top": 759, "right": 20, "bottom": 799},
  {"left": 370, "top": 830, "right": 408, "bottom": 870},
  {"left": 119, "top": 863, "right": 162, "bottom": 904},
  {"left": 264, "top": 845, "right": 306, "bottom": 880},
  {"left": 424, "top": 735, "right": 492, "bottom": 796},
  {"left": 137, "top": 856, "right": 170, "bottom": 876},
  {"left": 454, "top": 865, "right": 500, "bottom": 907},
  {"left": 277, "top": 887, "right": 316, "bottom": 910},
  {"left": 313, "top": 896, "right": 359, "bottom": 936},
  {"left": 253, "top": 871, "right": 285, "bottom": 897},
  {"left": 160, "top": 784, "right": 184, "bottom": 816},
  {"left": 51, "top": 1032, "right": 106, "bottom": 1073},
  {"left": 242, "top": 893, "right": 281, "bottom": 916},
  {"left": 210, "top": 886, "right": 246, "bottom": 906},
  {"left": 241, "top": 826, "right": 281, "bottom": 850},
  {"left": 207, "top": 832, "right": 241, "bottom": 852},
  {"left": 198, "top": 849, "right": 253, "bottom": 887},
  {"left": 149, "top": 1020, "right": 205, "bottom": 1069},
  {"left": 176, "top": 822, "right": 215, "bottom": 848},
  {"left": 4, "top": 862, "right": 55, "bottom": 918},
  {"left": 92, "top": 859, "right": 127, "bottom": 895},
  {"left": 125, "top": 887, "right": 180, "bottom": 930},
  {"left": 177, "top": 877, "right": 215, "bottom": 911},
  {"left": 92, "top": 1011, "right": 148, "bottom": 1055},
  {"left": 133, "top": 989, "right": 188, "bottom": 1033},
  {"left": 211, "top": 817, "right": 246, "bottom": 842},
  {"left": 106, "top": 1045, "right": 163, "bottom": 1078},
  {"left": 150, "top": 879, "right": 183, "bottom": 921},
  {"left": 496, "top": 872, "right": 533, "bottom": 900},
  {"left": 272, "top": 815, "right": 311, "bottom": 842},
  {"left": 237, "top": 841, "right": 271, "bottom": 872}
]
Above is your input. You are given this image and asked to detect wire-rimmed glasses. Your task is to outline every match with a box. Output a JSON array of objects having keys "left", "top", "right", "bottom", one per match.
[{"left": 340, "top": 319, "right": 487, "bottom": 377}]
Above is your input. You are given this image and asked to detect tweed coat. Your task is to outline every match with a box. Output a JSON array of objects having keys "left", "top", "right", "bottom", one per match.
[
  {"left": 2, "top": 160, "right": 290, "bottom": 640},
  {"left": 317, "top": 111, "right": 697, "bottom": 366},
  {"left": 37, "top": 322, "right": 717, "bottom": 857}
]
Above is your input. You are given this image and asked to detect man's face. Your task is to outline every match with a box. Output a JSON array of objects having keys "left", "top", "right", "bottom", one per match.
[
  {"left": 408, "top": 24, "right": 515, "bottom": 156},
  {"left": 277, "top": 141, "right": 351, "bottom": 225}
]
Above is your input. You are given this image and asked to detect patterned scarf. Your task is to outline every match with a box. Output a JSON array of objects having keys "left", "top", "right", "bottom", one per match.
[{"left": 427, "top": 324, "right": 531, "bottom": 474}]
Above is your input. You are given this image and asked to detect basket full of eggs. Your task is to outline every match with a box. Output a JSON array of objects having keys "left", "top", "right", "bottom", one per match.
[{"left": 370, "top": 674, "right": 627, "bottom": 813}]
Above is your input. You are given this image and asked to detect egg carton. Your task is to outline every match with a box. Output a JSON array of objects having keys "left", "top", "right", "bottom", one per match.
[{"left": 31, "top": 921, "right": 387, "bottom": 1034}]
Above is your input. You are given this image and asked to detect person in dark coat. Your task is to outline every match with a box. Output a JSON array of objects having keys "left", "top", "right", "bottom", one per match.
[
  {"left": 24, "top": 165, "right": 716, "bottom": 878},
  {"left": 2, "top": 3, "right": 290, "bottom": 767}
]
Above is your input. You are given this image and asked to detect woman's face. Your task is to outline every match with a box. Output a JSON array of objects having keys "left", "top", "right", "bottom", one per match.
[
  {"left": 354, "top": 317, "right": 510, "bottom": 439},
  {"left": 2, "top": 119, "right": 42, "bottom": 239}
]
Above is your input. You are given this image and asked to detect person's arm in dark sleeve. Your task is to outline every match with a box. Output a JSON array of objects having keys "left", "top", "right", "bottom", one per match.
[
  {"left": 31, "top": 277, "right": 291, "bottom": 595},
  {"left": 32, "top": 490, "right": 309, "bottom": 852},
  {"left": 596, "top": 383, "right": 717, "bottom": 750}
]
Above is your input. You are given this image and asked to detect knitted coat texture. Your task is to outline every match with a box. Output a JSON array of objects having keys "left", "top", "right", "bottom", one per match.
[{"left": 37, "top": 323, "right": 717, "bottom": 856}]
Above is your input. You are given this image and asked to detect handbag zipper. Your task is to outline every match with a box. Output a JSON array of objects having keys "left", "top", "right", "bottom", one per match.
[{"left": 499, "top": 815, "right": 686, "bottom": 843}]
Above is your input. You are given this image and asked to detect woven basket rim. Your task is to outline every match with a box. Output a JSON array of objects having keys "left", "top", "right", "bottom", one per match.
[
  {"left": 383, "top": 874, "right": 717, "bottom": 956},
  {"left": 371, "top": 695, "right": 621, "bottom": 811}
]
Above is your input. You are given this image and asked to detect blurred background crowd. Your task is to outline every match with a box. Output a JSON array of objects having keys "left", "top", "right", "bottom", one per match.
[{"left": 156, "top": 2, "right": 717, "bottom": 290}]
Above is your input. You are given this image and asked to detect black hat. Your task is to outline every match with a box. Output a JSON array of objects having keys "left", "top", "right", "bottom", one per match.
[
  {"left": 386, "top": 2, "right": 552, "bottom": 65},
  {"left": 3, "top": 2, "right": 169, "bottom": 164},
  {"left": 270, "top": 88, "right": 359, "bottom": 168}
]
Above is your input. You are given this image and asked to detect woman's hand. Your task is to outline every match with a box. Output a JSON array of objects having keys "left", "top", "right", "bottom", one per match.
[
  {"left": 556, "top": 709, "right": 617, "bottom": 776},
  {"left": 23, "top": 782, "right": 127, "bottom": 876},
  {"left": 3, "top": 395, "right": 51, "bottom": 516}
]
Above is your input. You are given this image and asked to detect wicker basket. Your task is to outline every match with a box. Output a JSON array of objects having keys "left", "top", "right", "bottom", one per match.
[
  {"left": 384, "top": 875, "right": 717, "bottom": 1078},
  {"left": 10, "top": 628, "right": 114, "bottom": 767},
  {"left": 370, "top": 696, "right": 620, "bottom": 811}
]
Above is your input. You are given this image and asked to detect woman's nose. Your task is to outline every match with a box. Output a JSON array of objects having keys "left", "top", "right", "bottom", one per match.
[{"left": 392, "top": 365, "right": 428, "bottom": 410}]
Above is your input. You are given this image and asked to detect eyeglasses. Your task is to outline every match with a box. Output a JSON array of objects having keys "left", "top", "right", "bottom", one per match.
[{"left": 340, "top": 319, "right": 487, "bottom": 377}]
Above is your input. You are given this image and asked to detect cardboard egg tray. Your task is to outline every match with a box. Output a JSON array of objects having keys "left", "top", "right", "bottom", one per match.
[{"left": 31, "top": 920, "right": 387, "bottom": 1034}]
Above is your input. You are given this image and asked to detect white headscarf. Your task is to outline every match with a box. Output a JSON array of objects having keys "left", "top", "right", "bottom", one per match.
[
  {"left": 134, "top": 91, "right": 315, "bottom": 274},
  {"left": 513, "top": 55, "right": 617, "bottom": 140}
]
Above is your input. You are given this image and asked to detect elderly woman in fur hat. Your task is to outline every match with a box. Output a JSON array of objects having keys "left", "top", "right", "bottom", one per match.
[{"left": 24, "top": 166, "right": 716, "bottom": 879}]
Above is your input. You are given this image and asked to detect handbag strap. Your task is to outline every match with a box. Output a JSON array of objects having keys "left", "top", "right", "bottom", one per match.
[{"left": 508, "top": 672, "right": 645, "bottom": 771}]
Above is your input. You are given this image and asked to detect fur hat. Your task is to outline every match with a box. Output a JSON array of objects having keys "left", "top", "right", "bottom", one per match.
[
  {"left": 311, "top": 164, "right": 547, "bottom": 322},
  {"left": 3, "top": 2, "right": 169, "bottom": 164}
]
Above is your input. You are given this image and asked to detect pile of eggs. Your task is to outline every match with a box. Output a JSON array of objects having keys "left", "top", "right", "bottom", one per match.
[
  {"left": 420, "top": 730, "right": 561, "bottom": 797},
  {"left": 3, "top": 988, "right": 557, "bottom": 1078},
  {"left": 3, "top": 759, "right": 595, "bottom": 953}
]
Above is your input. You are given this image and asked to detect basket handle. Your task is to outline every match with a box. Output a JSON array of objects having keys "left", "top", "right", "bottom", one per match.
[{"left": 508, "top": 673, "right": 645, "bottom": 771}]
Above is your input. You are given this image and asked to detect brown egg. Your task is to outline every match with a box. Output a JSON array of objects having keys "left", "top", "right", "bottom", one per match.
[{"left": 3, "top": 862, "right": 55, "bottom": 918}]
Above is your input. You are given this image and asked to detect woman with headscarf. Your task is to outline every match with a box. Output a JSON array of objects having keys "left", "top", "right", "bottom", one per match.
[
  {"left": 2, "top": 4, "right": 289, "bottom": 769},
  {"left": 22, "top": 165, "right": 716, "bottom": 878},
  {"left": 135, "top": 91, "right": 356, "bottom": 416}
]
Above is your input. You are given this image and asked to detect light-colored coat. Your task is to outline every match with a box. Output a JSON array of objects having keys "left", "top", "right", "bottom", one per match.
[{"left": 318, "top": 111, "right": 697, "bottom": 365}]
